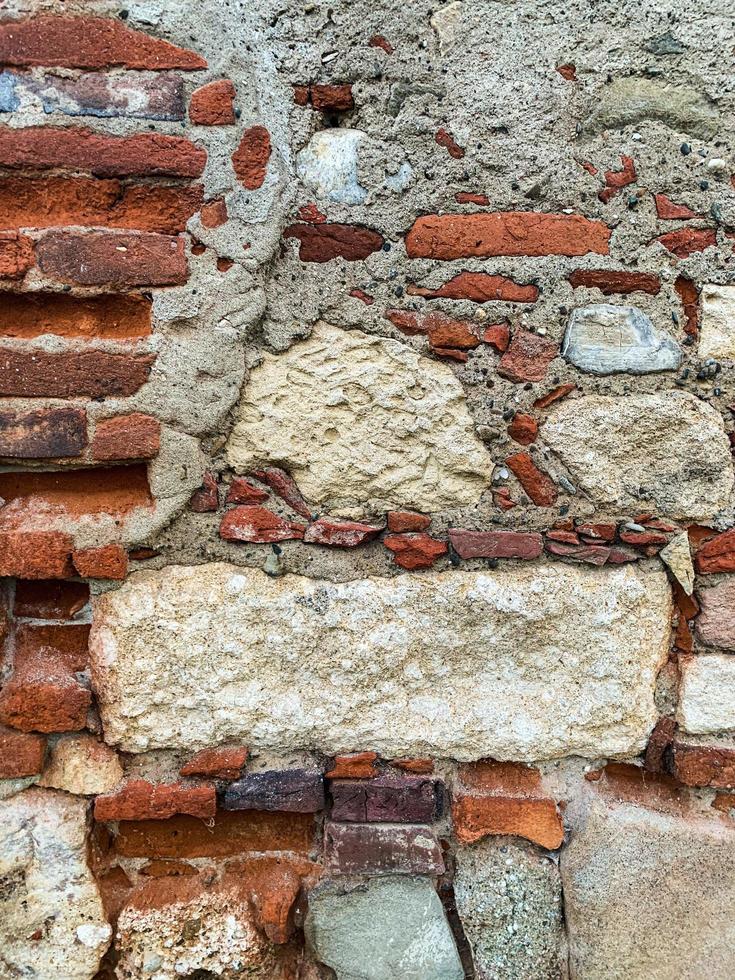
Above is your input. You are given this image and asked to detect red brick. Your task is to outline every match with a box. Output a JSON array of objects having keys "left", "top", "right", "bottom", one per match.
[
  {"left": 252, "top": 468, "right": 313, "bottom": 518},
  {"left": 0, "top": 466, "right": 152, "bottom": 520},
  {"left": 309, "top": 84, "right": 354, "bottom": 111},
  {"left": 507, "top": 413, "right": 538, "bottom": 445},
  {"left": 448, "top": 529, "right": 543, "bottom": 560},
  {"left": 671, "top": 742, "right": 735, "bottom": 789},
  {"left": 14, "top": 580, "right": 89, "bottom": 620},
  {"left": 226, "top": 477, "right": 269, "bottom": 505},
  {"left": 406, "top": 271, "right": 538, "bottom": 303},
  {"left": 220, "top": 505, "right": 306, "bottom": 543},
  {"left": 189, "top": 471, "right": 219, "bottom": 512},
  {"left": 695, "top": 530, "right": 735, "bottom": 574},
  {"left": 0, "top": 15, "right": 207, "bottom": 70},
  {"left": 284, "top": 222, "right": 384, "bottom": 262},
  {"left": 72, "top": 544, "right": 128, "bottom": 581},
  {"left": 435, "top": 127, "right": 465, "bottom": 158},
  {"left": 304, "top": 517, "right": 382, "bottom": 547},
  {"left": 675, "top": 275, "right": 699, "bottom": 336},
  {"left": 643, "top": 716, "right": 676, "bottom": 773},
  {"left": 567, "top": 268, "right": 661, "bottom": 295},
  {"left": 452, "top": 796, "right": 563, "bottom": 849},
  {"left": 200, "top": 198, "right": 228, "bottom": 228},
  {"left": 386, "top": 309, "right": 480, "bottom": 351},
  {"left": 36, "top": 231, "right": 187, "bottom": 287},
  {"left": 369, "top": 35, "right": 394, "bottom": 54},
  {"left": 545, "top": 541, "right": 612, "bottom": 565},
  {"left": 575, "top": 522, "right": 617, "bottom": 542},
  {"left": 297, "top": 203, "right": 327, "bottom": 224},
  {"left": 92, "top": 414, "right": 161, "bottom": 461},
  {"left": 232, "top": 125, "right": 271, "bottom": 189},
  {"left": 349, "top": 288, "right": 374, "bottom": 304},
  {"left": 392, "top": 758, "right": 434, "bottom": 774},
  {"left": 498, "top": 330, "right": 558, "bottom": 383},
  {"left": 0, "top": 530, "right": 73, "bottom": 579},
  {"left": 180, "top": 746, "right": 249, "bottom": 780},
  {"left": 619, "top": 528, "right": 668, "bottom": 548},
  {"left": 384, "top": 533, "right": 448, "bottom": 570},
  {"left": 387, "top": 511, "right": 431, "bottom": 533},
  {"left": 95, "top": 779, "right": 216, "bottom": 822},
  {"left": 0, "top": 126, "right": 206, "bottom": 178},
  {"left": 0, "top": 176, "right": 202, "bottom": 234},
  {"left": 482, "top": 322, "right": 511, "bottom": 351},
  {"left": 0, "top": 349, "right": 155, "bottom": 398},
  {"left": 657, "top": 227, "right": 716, "bottom": 257},
  {"left": 493, "top": 487, "right": 517, "bottom": 510},
  {"left": 0, "top": 292, "right": 151, "bottom": 340},
  {"left": 0, "top": 407, "right": 87, "bottom": 459},
  {"left": 0, "top": 231, "right": 34, "bottom": 279},
  {"left": 326, "top": 752, "right": 379, "bottom": 780},
  {"left": 189, "top": 80, "right": 236, "bottom": 125},
  {"left": 405, "top": 212, "right": 610, "bottom": 260},
  {"left": 0, "top": 724, "right": 46, "bottom": 778},
  {"left": 654, "top": 193, "right": 697, "bottom": 220},
  {"left": 599, "top": 155, "right": 636, "bottom": 203},
  {"left": 331, "top": 773, "right": 440, "bottom": 823},
  {"left": 556, "top": 63, "right": 576, "bottom": 80},
  {"left": 456, "top": 191, "right": 490, "bottom": 205},
  {"left": 324, "top": 821, "right": 444, "bottom": 876},
  {"left": 545, "top": 529, "right": 580, "bottom": 544},
  {"left": 533, "top": 383, "right": 576, "bottom": 409},
  {"left": 696, "top": 579, "right": 735, "bottom": 649}
]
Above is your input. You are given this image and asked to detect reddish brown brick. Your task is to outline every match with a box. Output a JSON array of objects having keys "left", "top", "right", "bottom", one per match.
[
  {"left": 303, "top": 517, "right": 382, "bottom": 547},
  {"left": 36, "top": 231, "right": 187, "bottom": 287},
  {"left": 407, "top": 271, "right": 539, "bottom": 303},
  {"left": 95, "top": 779, "right": 216, "bottom": 822},
  {"left": 567, "top": 268, "right": 661, "bottom": 295},
  {"left": 232, "top": 126, "right": 271, "bottom": 189},
  {"left": 507, "top": 413, "right": 538, "bottom": 445},
  {"left": 533, "top": 383, "right": 576, "bottom": 409},
  {"left": 0, "top": 349, "right": 156, "bottom": 398},
  {"left": 180, "top": 746, "right": 249, "bottom": 780},
  {"left": 448, "top": 529, "right": 543, "bottom": 560},
  {"left": 200, "top": 198, "right": 228, "bottom": 228},
  {"left": 190, "top": 471, "right": 219, "bottom": 512},
  {"left": 284, "top": 222, "right": 384, "bottom": 262},
  {"left": 0, "top": 407, "right": 87, "bottom": 459},
  {"left": 0, "top": 466, "right": 152, "bottom": 519},
  {"left": 13, "top": 580, "right": 89, "bottom": 620},
  {"left": 598, "top": 155, "right": 636, "bottom": 204},
  {"left": 386, "top": 309, "right": 480, "bottom": 351},
  {"left": 506, "top": 452, "right": 557, "bottom": 507},
  {"left": 249, "top": 469, "right": 312, "bottom": 516},
  {"left": 671, "top": 742, "right": 735, "bottom": 789},
  {"left": 0, "top": 724, "right": 46, "bottom": 778},
  {"left": 225, "top": 478, "right": 269, "bottom": 505},
  {"left": 452, "top": 795, "right": 563, "bottom": 849},
  {"left": 675, "top": 275, "right": 699, "bottom": 336},
  {"left": 654, "top": 193, "right": 697, "bottom": 220},
  {"left": 330, "top": 773, "right": 441, "bottom": 823},
  {"left": 189, "top": 80, "right": 236, "bottom": 125},
  {"left": 309, "top": 84, "right": 354, "bottom": 111},
  {"left": 695, "top": 530, "right": 735, "bottom": 574},
  {"left": 0, "top": 292, "right": 151, "bottom": 340},
  {"left": 384, "top": 533, "right": 448, "bottom": 570},
  {"left": 72, "top": 544, "right": 128, "bottom": 580},
  {"left": 324, "top": 821, "right": 444, "bottom": 875},
  {"left": 498, "top": 330, "right": 558, "bottom": 382},
  {"left": 435, "top": 127, "right": 465, "bottom": 158},
  {"left": 220, "top": 505, "right": 306, "bottom": 543},
  {"left": 386, "top": 511, "right": 431, "bottom": 533},
  {"left": 0, "top": 530, "right": 73, "bottom": 579},
  {"left": 92, "top": 414, "right": 161, "bottom": 461},
  {"left": 0, "top": 231, "right": 34, "bottom": 279},
  {"left": 368, "top": 35, "right": 394, "bottom": 54},
  {"left": 657, "top": 227, "right": 716, "bottom": 257},
  {"left": 326, "top": 752, "right": 379, "bottom": 780},
  {"left": 456, "top": 191, "right": 490, "bottom": 205}
]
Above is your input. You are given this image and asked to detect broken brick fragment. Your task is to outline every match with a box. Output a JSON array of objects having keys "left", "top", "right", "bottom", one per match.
[
  {"left": 304, "top": 517, "right": 382, "bottom": 547},
  {"left": 232, "top": 125, "right": 271, "bottom": 189},
  {"left": 506, "top": 452, "right": 557, "bottom": 507},
  {"left": 284, "top": 222, "right": 384, "bottom": 262},
  {"left": 225, "top": 477, "right": 269, "bottom": 505},
  {"left": 507, "top": 413, "right": 538, "bottom": 445},
  {"left": 448, "top": 529, "right": 543, "bottom": 560},
  {"left": 95, "top": 779, "right": 216, "bottom": 821},
  {"left": 180, "top": 746, "right": 249, "bottom": 780},
  {"left": 387, "top": 511, "right": 431, "bottom": 533},
  {"left": 189, "top": 79, "right": 236, "bottom": 125},
  {"left": 654, "top": 193, "right": 697, "bottom": 220},
  {"left": 72, "top": 544, "right": 128, "bottom": 580},
  {"left": 219, "top": 506, "right": 306, "bottom": 544},
  {"left": 384, "top": 533, "right": 448, "bottom": 570},
  {"left": 326, "top": 752, "right": 379, "bottom": 780},
  {"left": 435, "top": 127, "right": 465, "bottom": 159},
  {"left": 498, "top": 330, "right": 558, "bottom": 383},
  {"left": 189, "top": 471, "right": 219, "bottom": 512}
]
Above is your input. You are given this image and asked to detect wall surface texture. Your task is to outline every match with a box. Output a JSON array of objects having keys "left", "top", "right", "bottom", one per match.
[{"left": 0, "top": 0, "right": 734, "bottom": 977}]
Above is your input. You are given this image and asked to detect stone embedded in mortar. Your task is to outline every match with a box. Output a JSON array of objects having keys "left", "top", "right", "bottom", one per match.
[
  {"left": 582, "top": 76, "right": 720, "bottom": 138},
  {"left": 562, "top": 304, "right": 681, "bottom": 374},
  {"left": 305, "top": 876, "right": 464, "bottom": 980},
  {"left": 0, "top": 788, "right": 111, "bottom": 979},
  {"left": 454, "top": 838, "right": 565, "bottom": 979},
  {"left": 659, "top": 532, "right": 695, "bottom": 595},
  {"left": 696, "top": 579, "right": 735, "bottom": 649},
  {"left": 38, "top": 732, "right": 123, "bottom": 795},
  {"left": 296, "top": 128, "right": 367, "bottom": 205},
  {"left": 542, "top": 391, "right": 733, "bottom": 521},
  {"left": 90, "top": 562, "right": 671, "bottom": 760},
  {"left": 561, "top": 791, "right": 735, "bottom": 978},
  {"left": 700, "top": 284, "right": 735, "bottom": 360},
  {"left": 226, "top": 322, "right": 492, "bottom": 514},
  {"left": 678, "top": 654, "right": 735, "bottom": 735}
]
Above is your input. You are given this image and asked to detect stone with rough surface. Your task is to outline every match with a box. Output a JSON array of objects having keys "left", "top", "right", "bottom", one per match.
[
  {"left": 0, "top": 788, "right": 111, "bottom": 979},
  {"left": 38, "top": 733, "right": 123, "bottom": 795},
  {"left": 562, "top": 304, "right": 681, "bottom": 374},
  {"left": 297, "top": 129, "right": 367, "bottom": 205},
  {"left": 700, "top": 284, "right": 735, "bottom": 360},
  {"left": 697, "top": 580, "right": 735, "bottom": 649},
  {"left": 454, "top": 838, "right": 565, "bottom": 980},
  {"left": 678, "top": 655, "right": 735, "bottom": 734},
  {"left": 659, "top": 532, "right": 694, "bottom": 595},
  {"left": 583, "top": 76, "right": 720, "bottom": 138},
  {"left": 562, "top": 792, "right": 735, "bottom": 979},
  {"left": 543, "top": 391, "right": 733, "bottom": 520},
  {"left": 90, "top": 562, "right": 671, "bottom": 760},
  {"left": 305, "top": 876, "right": 463, "bottom": 980},
  {"left": 226, "top": 323, "right": 492, "bottom": 514}
]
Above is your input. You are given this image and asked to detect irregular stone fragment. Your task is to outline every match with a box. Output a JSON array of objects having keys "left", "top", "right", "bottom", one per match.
[
  {"left": 678, "top": 655, "right": 735, "bottom": 734},
  {"left": 297, "top": 128, "right": 367, "bottom": 205},
  {"left": 583, "top": 77, "right": 720, "bottom": 138},
  {"left": 543, "top": 391, "right": 733, "bottom": 520},
  {"left": 226, "top": 323, "right": 492, "bottom": 513},
  {"left": 562, "top": 304, "right": 681, "bottom": 374},
  {"left": 0, "top": 788, "right": 111, "bottom": 979},
  {"left": 700, "top": 284, "right": 735, "bottom": 360},
  {"left": 306, "top": 876, "right": 463, "bottom": 979},
  {"left": 561, "top": 791, "right": 735, "bottom": 978},
  {"left": 39, "top": 733, "right": 123, "bottom": 795},
  {"left": 659, "top": 532, "right": 694, "bottom": 594},
  {"left": 222, "top": 769, "right": 325, "bottom": 812},
  {"left": 454, "top": 839, "right": 565, "bottom": 980},
  {"left": 90, "top": 562, "right": 671, "bottom": 760}
]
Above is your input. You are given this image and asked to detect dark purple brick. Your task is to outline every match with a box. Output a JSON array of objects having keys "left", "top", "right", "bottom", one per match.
[
  {"left": 330, "top": 774, "right": 443, "bottom": 823},
  {"left": 324, "top": 821, "right": 445, "bottom": 876},
  {"left": 221, "top": 768, "right": 324, "bottom": 812}
]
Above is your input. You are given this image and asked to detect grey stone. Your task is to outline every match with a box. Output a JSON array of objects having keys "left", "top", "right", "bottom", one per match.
[
  {"left": 305, "top": 876, "right": 464, "bottom": 980},
  {"left": 562, "top": 304, "right": 681, "bottom": 375},
  {"left": 454, "top": 838, "right": 565, "bottom": 980},
  {"left": 583, "top": 77, "right": 720, "bottom": 138}
]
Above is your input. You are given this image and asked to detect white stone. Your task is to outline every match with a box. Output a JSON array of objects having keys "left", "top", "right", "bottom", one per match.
[
  {"left": 543, "top": 391, "right": 733, "bottom": 521},
  {"left": 90, "top": 562, "right": 671, "bottom": 761},
  {"left": 226, "top": 322, "right": 492, "bottom": 514},
  {"left": 39, "top": 733, "right": 123, "bottom": 795},
  {"left": 0, "top": 788, "right": 111, "bottom": 980},
  {"left": 562, "top": 304, "right": 681, "bottom": 375},
  {"left": 659, "top": 532, "right": 695, "bottom": 595},
  {"left": 430, "top": 1, "right": 464, "bottom": 52},
  {"left": 678, "top": 654, "right": 735, "bottom": 734},
  {"left": 296, "top": 129, "right": 367, "bottom": 205},
  {"left": 700, "top": 284, "right": 735, "bottom": 360}
]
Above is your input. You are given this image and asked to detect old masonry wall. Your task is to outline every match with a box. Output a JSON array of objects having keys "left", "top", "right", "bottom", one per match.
[{"left": 1, "top": 1, "right": 735, "bottom": 977}]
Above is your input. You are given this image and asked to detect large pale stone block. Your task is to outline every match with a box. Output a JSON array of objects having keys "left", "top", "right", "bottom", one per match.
[
  {"left": 90, "top": 562, "right": 671, "bottom": 761},
  {"left": 700, "top": 284, "right": 735, "bottom": 360},
  {"left": 678, "top": 654, "right": 735, "bottom": 734},
  {"left": 543, "top": 391, "right": 733, "bottom": 520},
  {"left": 0, "top": 788, "right": 111, "bottom": 980},
  {"left": 562, "top": 792, "right": 735, "bottom": 979},
  {"left": 226, "top": 323, "right": 492, "bottom": 514}
]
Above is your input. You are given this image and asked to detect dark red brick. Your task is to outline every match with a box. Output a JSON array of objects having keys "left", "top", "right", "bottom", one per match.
[
  {"left": 219, "top": 506, "right": 306, "bottom": 543},
  {"left": 330, "top": 774, "right": 442, "bottom": 823},
  {"left": 284, "top": 222, "right": 384, "bottom": 262},
  {"left": 14, "top": 580, "right": 89, "bottom": 620},
  {"left": 0, "top": 349, "right": 155, "bottom": 398},
  {"left": 407, "top": 271, "right": 538, "bottom": 303},
  {"left": 303, "top": 517, "right": 382, "bottom": 547},
  {"left": 189, "top": 472, "right": 219, "bottom": 512},
  {"left": 435, "top": 127, "right": 465, "bottom": 159},
  {"left": 0, "top": 407, "right": 87, "bottom": 459},
  {"left": 222, "top": 770, "right": 325, "bottom": 812},
  {"left": 252, "top": 468, "right": 312, "bottom": 519},
  {"left": 448, "top": 529, "right": 543, "bottom": 560},
  {"left": 324, "top": 821, "right": 444, "bottom": 875},
  {"left": 657, "top": 227, "right": 716, "bottom": 257},
  {"left": 36, "top": 231, "right": 187, "bottom": 287}
]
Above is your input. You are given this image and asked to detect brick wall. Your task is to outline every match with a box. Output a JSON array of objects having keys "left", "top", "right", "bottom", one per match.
[{"left": 1, "top": 2, "right": 734, "bottom": 978}]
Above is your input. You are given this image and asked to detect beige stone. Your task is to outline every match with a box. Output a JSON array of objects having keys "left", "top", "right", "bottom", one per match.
[
  {"left": 678, "top": 654, "right": 735, "bottom": 734},
  {"left": 700, "top": 284, "right": 735, "bottom": 360},
  {"left": 659, "top": 532, "right": 694, "bottom": 595},
  {"left": 39, "top": 733, "right": 123, "bottom": 795},
  {"left": 543, "top": 391, "right": 733, "bottom": 520},
  {"left": 562, "top": 791, "right": 735, "bottom": 979},
  {"left": 90, "top": 562, "right": 671, "bottom": 761},
  {"left": 225, "top": 322, "right": 492, "bottom": 514},
  {"left": 0, "top": 788, "right": 111, "bottom": 980}
]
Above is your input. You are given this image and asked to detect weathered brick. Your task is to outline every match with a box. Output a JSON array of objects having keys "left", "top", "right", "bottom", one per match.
[
  {"left": 190, "top": 80, "right": 236, "bottom": 125},
  {"left": 330, "top": 773, "right": 441, "bottom": 823},
  {"left": 654, "top": 193, "right": 697, "bottom": 220},
  {"left": 386, "top": 511, "right": 431, "bottom": 533},
  {"left": 567, "top": 269, "right": 661, "bottom": 295},
  {"left": 456, "top": 190, "right": 490, "bottom": 204},
  {"left": 0, "top": 465, "right": 152, "bottom": 519},
  {"left": 506, "top": 452, "right": 558, "bottom": 507},
  {"left": 498, "top": 330, "right": 558, "bottom": 382},
  {"left": 392, "top": 758, "right": 434, "bottom": 774},
  {"left": 448, "top": 529, "right": 543, "bottom": 560},
  {"left": 695, "top": 579, "right": 735, "bottom": 649},
  {"left": 180, "top": 745, "right": 249, "bottom": 780},
  {"left": 507, "top": 413, "right": 538, "bottom": 445},
  {"left": 0, "top": 407, "right": 87, "bottom": 459},
  {"left": 326, "top": 752, "right": 379, "bottom": 780},
  {"left": 225, "top": 477, "right": 269, "bottom": 505},
  {"left": 405, "top": 212, "right": 610, "bottom": 260},
  {"left": 92, "top": 414, "right": 161, "bottom": 461},
  {"left": 0, "top": 724, "right": 46, "bottom": 778},
  {"left": 0, "top": 349, "right": 156, "bottom": 398},
  {"left": 251, "top": 468, "right": 313, "bottom": 519},
  {"left": 598, "top": 155, "right": 636, "bottom": 203},
  {"left": 0, "top": 15, "right": 206, "bottom": 70},
  {"left": 0, "top": 126, "right": 206, "bottom": 177},
  {"left": 284, "top": 222, "right": 384, "bottom": 261},
  {"left": 674, "top": 275, "right": 699, "bottom": 336},
  {"left": 0, "top": 530, "right": 73, "bottom": 579},
  {"left": 189, "top": 471, "right": 219, "bottom": 512},
  {"left": 324, "top": 821, "right": 444, "bottom": 875},
  {"left": 670, "top": 741, "right": 735, "bottom": 789},
  {"left": 13, "top": 580, "right": 88, "bottom": 620},
  {"left": 200, "top": 197, "right": 228, "bottom": 228},
  {"left": 533, "top": 383, "right": 576, "bottom": 409},
  {"left": 232, "top": 125, "right": 271, "bottom": 189},
  {"left": 303, "top": 517, "right": 382, "bottom": 547},
  {"left": 0, "top": 231, "right": 34, "bottom": 278},
  {"left": 657, "top": 227, "right": 716, "bottom": 257},
  {"left": 72, "top": 544, "right": 129, "bottom": 581},
  {"left": 384, "top": 532, "right": 447, "bottom": 570},
  {"left": 95, "top": 779, "right": 216, "bottom": 822},
  {"left": 222, "top": 769, "right": 325, "bottom": 812},
  {"left": 695, "top": 530, "right": 735, "bottom": 574},
  {"left": 435, "top": 127, "right": 465, "bottom": 158},
  {"left": 219, "top": 505, "right": 306, "bottom": 543},
  {"left": 387, "top": 308, "right": 480, "bottom": 350},
  {"left": 407, "top": 271, "right": 539, "bottom": 302},
  {"left": 309, "top": 84, "right": 354, "bottom": 111},
  {"left": 36, "top": 231, "right": 187, "bottom": 287},
  {"left": 0, "top": 292, "right": 151, "bottom": 340}
]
